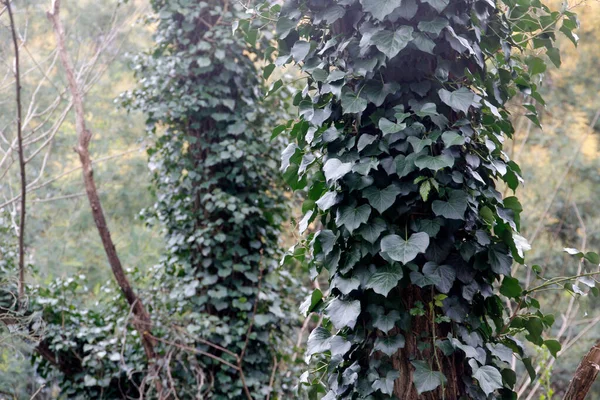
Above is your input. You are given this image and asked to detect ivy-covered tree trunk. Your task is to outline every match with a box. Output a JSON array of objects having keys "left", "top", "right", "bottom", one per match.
[
  {"left": 252, "top": 0, "right": 577, "bottom": 398},
  {"left": 128, "top": 0, "right": 297, "bottom": 398}
]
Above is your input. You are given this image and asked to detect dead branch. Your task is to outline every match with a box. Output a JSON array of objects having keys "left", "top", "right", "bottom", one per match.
[
  {"left": 5, "top": 0, "right": 26, "bottom": 305},
  {"left": 46, "top": 0, "right": 162, "bottom": 395}
]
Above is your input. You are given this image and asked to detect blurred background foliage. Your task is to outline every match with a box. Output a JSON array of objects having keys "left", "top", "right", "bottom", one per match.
[{"left": 1, "top": 0, "right": 600, "bottom": 398}]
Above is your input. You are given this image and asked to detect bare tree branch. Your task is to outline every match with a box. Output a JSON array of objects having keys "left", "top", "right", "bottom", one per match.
[
  {"left": 47, "top": 0, "right": 162, "bottom": 395},
  {"left": 5, "top": 0, "right": 27, "bottom": 305}
]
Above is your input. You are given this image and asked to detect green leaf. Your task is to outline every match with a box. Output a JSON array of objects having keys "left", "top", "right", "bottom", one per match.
[
  {"left": 316, "top": 230, "right": 336, "bottom": 255},
  {"left": 332, "top": 274, "right": 361, "bottom": 295},
  {"left": 473, "top": 365, "right": 503, "bottom": 396},
  {"left": 341, "top": 91, "right": 368, "bottom": 114},
  {"left": 526, "top": 56, "right": 547, "bottom": 75},
  {"left": 439, "top": 87, "right": 475, "bottom": 114},
  {"left": 374, "top": 334, "right": 405, "bottom": 356},
  {"left": 360, "top": 0, "right": 402, "bottom": 21},
  {"left": 366, "top": 265, "right": 404, "bottom": 296},
  {"left": 362, "top": 184, "right": 401, "bottom": 214},
  {"left": 410, "top": 271, "right": 440, "bottom": 288},
  {"left": 316, "top": 191, "right": 341, "bottom": 211},
  {"left": 414, "top": 154, "right": 454, "bottom": 171},
  {"left": 422, "top": 0, "right": 449, "bottom": 12},
  {"left": 407, "top": 136, "right": 432, "bottom": 152},
  {"left": 336, "top": 204, "right": 371, "bottom": 234},
  {"left": 372, "top": 370, "right": 400, "bottom": 395},
  {"left": 489, "top": 245, "right": 512, "bottom": 275},
  {"left": 380, "top": 232, "right": 429, "bottom": 264},
  {"left": 544, "top": 339, "right": 561, "bottom": 358},
  {"left": 371, "top": 27, "right": 414, "bottom": 59},
  {"left": 418, "top": 17, "right": 449, "bottom": 35},
  {"left": 500, "top": 276, "right": 522, "bottom": 298},
  {"left": 357, "top": 218, "right": 387, "bottom": 243},
  {"left": 300, "top": 289, "right": 323, "bottom": 315},
  {"left": 379, "top": 118, "right": 406, "bottom": 134},
  {"left": 585, "top": 252, "right": 600, "bottom": 265},
  {"left": 323, "top": 158, "right": 353, "bottom": 182},
  {"left": 306, "top": 327, "right": 331, "bottom": 357},
  {"left": 372, "top": 310, "right": 401, "bottom": 332},
  {"left": 291, "top": 40, "right": 311, "bottom": 62},
  {"left": 395, "top": 153, "right": 418, "bottom": 178},
  {"left": 432, "top": 190, "right": 468, "bottom": 220},
  {"left": 276, "top": 17, "right": 296, "bottom": 39},
  {"left": 441, "top": 131, "right": 465, "bottom": 147},
  {"left": 326, "top": 298, "right": 361, "bottom": 330},
  {"left": 423, "top": 262, "right": 455, "bottom": 293},
  {"left": 411, "top": 361, "right": 447, "bottom": 394}
]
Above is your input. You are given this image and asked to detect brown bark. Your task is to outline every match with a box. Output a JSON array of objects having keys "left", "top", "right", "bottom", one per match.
[
  {"left": 564, "top": 341, "right": 600, "bottom": 400},
  {"left": 5, "top": 0, "right": 27, "bottom": 306},
  {"left": 392, "top": 286, "right": 464, "bottom": 400},
  {"left": 46, "top": 0, "right": 161, "bottom": 393}
]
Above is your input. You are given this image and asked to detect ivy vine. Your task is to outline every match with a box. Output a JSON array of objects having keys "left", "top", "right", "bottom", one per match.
[
  {"left": 244, "top": 0, "right": 578, "bottom": 398},
  {"left": 124, "top": 0, "right": 301, "bottom": 398}
]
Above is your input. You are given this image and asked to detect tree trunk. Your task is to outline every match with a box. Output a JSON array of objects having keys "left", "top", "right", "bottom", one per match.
[
  {"left": 564, "top": 341, "right": 600, "bottom": 400},
  {"left": 392, "top": 286, "right": 464, "bottom": 399}
]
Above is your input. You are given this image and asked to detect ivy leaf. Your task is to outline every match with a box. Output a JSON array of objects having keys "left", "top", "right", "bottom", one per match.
[
  {"left": 411, "top": 360, "right": 447, "bottom": 394},
  {"left": 432, "top": 190, "right": 468, "bottom": 220},
  {"left": 473, "top": 365, "right": 503, "bottom": 396},
  {"left": 410, "top": 271, "right": 440, "bottom": 288},
  {"left": 439, "top": 87, "right": 475, "bottom": 114},
  {"left": 418, "top": 17, "right": 449, "bottom": 35},
  {"left": 306, "top": 327, "right": 331, "bottom": 357},
  {"left": 336, "top": 204, "right": 372, "bottom": 234},
  {"left": 395, "top": 153, "right": 418, "bottom": 178},
  {"left": 371, "top": 27, "right": 414, "bottom": 59},
  {"left": 441, "top": 131, "right": 465, "bottom": 147},
  {"left": 357, "top": 218, "right": 387, "bottom": 244},
  {"left": 366, "top": 265, "right": 404, "bottom": 296},
  {"left": 300, "top": 289, "right": 323, "bottom": 315},
  {"left": 489, "top": 245, "right": 512, "bottom": 275},
  {"left": 360, "top": 0, "right": 402, "bottom": 21},
  {"left": 326, "top": 298, "right": 361, "bottom": 330},
  {"left": 379, "top": 118, "right": 406, "bottom": 135},
  {"left": 372, "top": 370, "right": 400, "bottom": 395},
  {"left": 276, "top": 17, "right": 296, "bottom": 39},
  {"left": 291, "top": 40, "right": 311, "bottom": 62},
  {"left": 380, "top": 232, "right": 429, "bottom": 264},
  {"left": 372, "top": 310, "right": 401, "bottom": 332},
  {"left": 332, "top": 274, "right": 361, "bottom": 295},
  {"left": 414, "top": 154, "right": 454, "bottom": 171},
  {"left": 408, "top": 136, "right": 433, "bottom": 152},
  {"left": 422, "top": 0, "right": 449, "bottom": 12},
  {"left": 423, "top": 262, "right": 456, "bottom": 293},
  {"left": 374, "top": 334, "right": 405, "bottom": 356},
  {"left": 362, "top": 184, "right": 401, "bottom": 214},
  {"left": 323, "top": 158, "right": 353, "bottom": 182},
  {"left": 316, "top": 191, "right": 341, "bottom": 211},
  {"left": 316, "top": 230, "right": 337, "bottom": 255},
  {"left": 341, "top": 90, "right": 368, "bottom": 114}
]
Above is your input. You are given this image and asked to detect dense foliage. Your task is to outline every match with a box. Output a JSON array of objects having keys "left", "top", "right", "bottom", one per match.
[
  {"left": 244, "top": 0, "right": 578, "bottom": 398},
  {"left": 125, "top": 0, "right": 300, "bottom": 398}
]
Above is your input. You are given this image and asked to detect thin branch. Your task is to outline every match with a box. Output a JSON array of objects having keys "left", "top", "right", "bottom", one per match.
[{"left": 5, "top": 0, "right": 27, "bottom": 305}]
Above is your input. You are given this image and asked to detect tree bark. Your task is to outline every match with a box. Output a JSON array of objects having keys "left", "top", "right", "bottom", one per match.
[
  {"left": 564, "top": 341, "right": 600, "bottom": 400},
  {"left": 392, "top": 286, "right": 464, "bottom": 399},
  {"left": 47, "top": 0, "right": 161, "bottom": 393}
]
